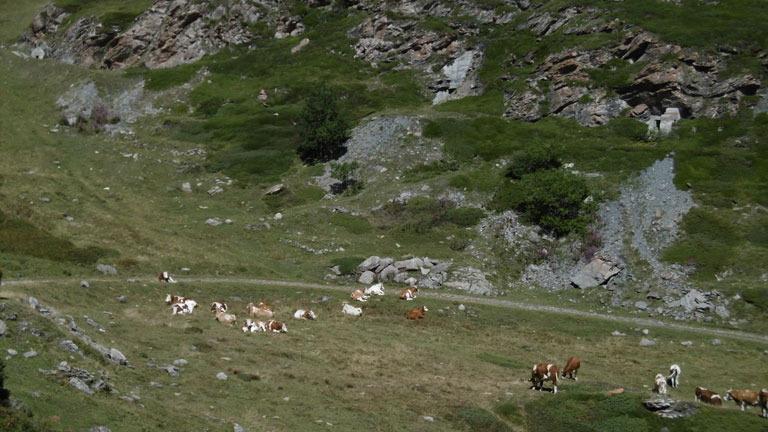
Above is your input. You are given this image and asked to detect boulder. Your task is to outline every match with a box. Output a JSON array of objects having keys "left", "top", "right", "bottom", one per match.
[
  {"left": 358, "top": 271, "right": 375, "bottom": 284},
  {"left": 96, "top": 264, "right": 117, "bottom": 275},
  {"left": 108, "top": 348, "right": 127, "bottom": 365},
  {"left": 181, "top": 182, "right": 192, "bottom": 193},
  {"left": 208, "top": 185, "right": 224, "bottom": 195},
  {"left": 570, "top": 257, "right": 621, "bottom": 289},
  {"left": 394, "top": 258, "right": 422, "bottom": 271},
  {"left": 80, "top": 280, "right": 90, "bottom": 288},
  {"left": 373, "top": 258, "right": 394, "bottom": 273},
  {"left": 216, "top": 372, "right": 228, "bottom": 380},
  {"left": 639, "top": 337, "right": 656, "bottom": 347},
  {"left": 0, "top": 320, "right": 6, "bottom": 336},
  {"left": 291, "top": 38, "right": 309, "bottom": 54},
  {"left": 635, "top": 301, "right": 648, "bottom": 311},
  {"left": 70, "top": 377, "right": 94, "bottom": 395},
  {"left": 679, "top": 289, "right": 707, "bottom": 312},
  {"left": 358, "top": 256, "right": 381, "bottom": 272},
  {"left": 265, "top": 184, "right": 284, "bottom": 195},
  {"left": 59, "top": 340, "right": 79, "bottom": 353},
  {"left": 378, "top": 265, "right": 398, "bottom": 282},
  {"left": 205, "top": 218, "right": 222, "bottom": 226},
  {"left": 643, "top": 396, "right": 699, "bottom": 419}
]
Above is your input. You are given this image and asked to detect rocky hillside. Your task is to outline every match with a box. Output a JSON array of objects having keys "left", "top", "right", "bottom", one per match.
[{"left": 3, "top": 0, "right": 767, "bottom": 329}]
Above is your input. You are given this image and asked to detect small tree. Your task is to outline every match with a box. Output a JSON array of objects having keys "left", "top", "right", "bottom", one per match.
[
  {"left": 296, "top": 84, "right": 350, "bottom": 164},
  {"left": 505, "top": 142, "right": 563, "bottom": 179},
  {"left": 330, "top": 161, "right": 363, "bottom": 195}
]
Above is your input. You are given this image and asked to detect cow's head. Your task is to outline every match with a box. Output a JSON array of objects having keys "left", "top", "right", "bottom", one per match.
[
  {"left": 724, "top": 389, "right": 734, "bottom": 401},
  {"left": 165, "top": 294, "right": 172, "bottom": 304}
]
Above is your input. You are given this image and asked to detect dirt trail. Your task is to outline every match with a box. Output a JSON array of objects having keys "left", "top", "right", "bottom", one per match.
[{"left": 5, "top": 277, "right": 767, "bottom": 344}]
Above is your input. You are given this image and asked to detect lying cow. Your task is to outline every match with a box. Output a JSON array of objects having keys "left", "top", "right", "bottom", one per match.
[
  {"left": 364, "top": 283, "right": 385, "bottom": 296},
  {"left": 341, "top": 302, "right": 363, "bottom": 317},
  {"left": 654, "top": 374, "right": 667, "bottom": 394},
  {"left": 210, "top": 302, "right": 228, "bottom": 313},
  {"left": 399, "top": 287, "right": 418, "bottom": 301},
  {"left": 246, "top": 300, "right": 274, "bottom": 319},
  {"left": 165, "top": 294, "right": 190, "bottom": 305},
  {"left": 695, "top": 387, "right": 722, "bottom": 406},
  {"left": 530, "top": 363, "right": 559, "bottom": 394},
  {"left": 168, "top": 296, "right": 197, "bottom": 315},
  {"left": 561, "top": 355, "right": 580, "bottom": 380},
  {"left": 242, "top": 319, "right": 266, "bottom": 333},
  {"left": 725, "top": 389, "right": 768, "bottom": 416},
  {"left": 158, "top": 272, "right": 177, "bottom": 283},
  {"left": 214, "top": 310, "right": 237, "bottom": 325},
  {"left": 668, "top": 364, "right": 681, "bottom": 388},
  {"left": 293, "top": 309, "right": 316, "bottom": 320},
  {"left": 172, "top": 302, "right": 192, "bottom": 315},
  {"left": 350, "top": 289, "right": 368, "bottom": 302},
  {"left": 264, "top": 320, "right": 287, "bottom": 333},
  {"left": 406, "top": 306, "right": 428, "bottom": 320}
]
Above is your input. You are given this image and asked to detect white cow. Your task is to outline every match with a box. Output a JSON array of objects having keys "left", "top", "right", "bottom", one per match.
[
  {"left": 364, "top": 283, "right": 385, "bottom": 296},
  {"left": 341, "top": 302, "right": 363, "bottom": 317},
  {"left": 668, "top": 364, "right": 681, "bottom": 388}
]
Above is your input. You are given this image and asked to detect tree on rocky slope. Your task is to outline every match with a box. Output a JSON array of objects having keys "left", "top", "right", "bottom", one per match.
[{"left": 296, "top": 84, "right": 350, "bottom": 164}]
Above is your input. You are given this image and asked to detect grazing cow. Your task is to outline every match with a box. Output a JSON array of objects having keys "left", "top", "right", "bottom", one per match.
[
  {"left": 350, "top": 289, "right": 368, "bottom": 302},
  {"left": 158, "top": 272, "right": 177, "bottom": 283},
  {"left": 293, "top": 309, "right": 316, "bottom": 320},
  {"left": 530, "top": 363, "right": 559, "bottom": 394},
  {"left": 406, "top": 306, "right": 428, "bottom": 320},
  {"left": 246, "top": 302, "right": 274, "bottom": 319},
  {"left": 341, "top": 302, "right": 363, "bottom": 317},
  {"left": 668, "top": 364, "right": 682, "bottom": 388},
  {"left": 215, "top": 310, "right": 237, "bottom": 325},
  {"left": 264, "top": 320, "right": 287, "bottom": 333},
  {"left": 695, "top": 387, "right": 722, "bottom": 406},
  {"left": 725, "top": 389, "right": 767, "bottom": 414},
  {"left": 561, "top": 356, "right": 580, "bottom": 380},
  {"left": 365, "top": 283, "right": 385, "bottom": 296},
  {"left": 399, "top": 287, "right": 418, "bottom": 301},
  {"left": 210, "top": 302, "right": 228, "bottom": 313},
  {"left": 654, "top": 374, "right": 667, "bottom": 394}
]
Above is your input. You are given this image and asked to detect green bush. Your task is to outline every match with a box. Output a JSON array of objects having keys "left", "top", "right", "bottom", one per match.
[
  {"left": 296, "top": 84, "right": 350, "bottom": 164},
  {"left": 446, "top": 207, "right": 486, "bottom": 227},
  {"left": 330, "top": 161, "right": 364, "bottom": 195},
  {"left": 330, "top": 256, "right": 365, "bottom": 275},
  {"left": 505, "top": 142, "right": 563, "bottom": 179},
  {"left": 492, "top": 169, "right": 595, "bottom": 236}
]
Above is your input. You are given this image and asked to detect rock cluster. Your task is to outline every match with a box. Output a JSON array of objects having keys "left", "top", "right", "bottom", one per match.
[
  {"left": 504, "top": 9, "right": 763, "bottom": 126},
  {"left": 643, "top": 396, "right": 699, "bottom": 419},
  {"left": 356, "top": 256, "right": 450, "bottom": 289},
  {"left": 39, "top": 361, "right": 115, "bottom": 396}
]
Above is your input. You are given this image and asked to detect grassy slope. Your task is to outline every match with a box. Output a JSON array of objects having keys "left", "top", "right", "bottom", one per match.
[{"left": 2, "top": 280, "right": 768, "bottom": 431}]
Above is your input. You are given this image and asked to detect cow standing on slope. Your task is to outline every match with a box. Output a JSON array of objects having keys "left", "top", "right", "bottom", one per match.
[
  {"left": 530, "top": 363, "right": 559, "bottom": 394},
  {"left": 561, "top": 356, "right": 580, "bottom": 380}
]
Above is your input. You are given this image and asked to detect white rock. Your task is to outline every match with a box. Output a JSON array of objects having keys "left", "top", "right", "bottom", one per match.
[
  {"left": 216, "top": 372, "right": 228, "bottom": 380},
  {"left": 274, "top": 213, "right": 283, "bottom": 220}
]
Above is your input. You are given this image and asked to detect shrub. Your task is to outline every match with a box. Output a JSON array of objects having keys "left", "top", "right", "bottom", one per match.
[
  {"left": 492, "top": 169, "right": 595, "bottom": 236},
  {"left": 329, "top": 161, "right": 363, "bottom": 195},
  {"left": 505, "top": 142, "right": 563, "bottom": 179},
  {"left": 330, "top": 256, "right": 366, "bottom": 275},
  {"left": 296, "top": 84, "right": 350, "bottom": 164},
  {"left": 446, "top": 207, "right": 486, "bottom": 227}
]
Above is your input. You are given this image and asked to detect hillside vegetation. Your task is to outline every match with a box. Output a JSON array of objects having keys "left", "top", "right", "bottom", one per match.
[{"left": 0, "top": 0, "right": 767, "bottom": 430}]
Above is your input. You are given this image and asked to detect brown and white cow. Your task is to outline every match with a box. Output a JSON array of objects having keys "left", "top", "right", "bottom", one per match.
[
  {"left": 165, "top": 294, "right": 189, "bottom": 305},
  {"left": 654, "top": 374, "right": 667, "bottom": 394},
  {"left": 247, "top": 301, "right": 274, "bottom": 319},
  {"left": 725, "top": 389, "right": 768, "bottom": 416},
  {"left": 293, "top": 309, "right": 316, "bottom": 320},
  {"left": 694, "top": 387, "right": 722, "bottom": 406},
  {"left": 406, "top": 306, "right": 428, "bottom": 320},
  {"left": 242, "top": 319, "right": 266, "bottom": 333},
  {"left": 158, "top": 272, "right": 177, "bottom": 283},
  {"left": 561, "top": 356, "right": 580, "bottom": 380},
  {"left": 214, "top": 310, "right": 237, "bottom": 325},
  {"left": 264, "top": 320, "right": 287, "bottom": 333},
  {"left": 350, "top": 289, "right": 368, "bottom": 302},
  {"left": 530, "top": 363, "right": 559, "bottom": 394},
  {"left": 399, "top": 287, "right": 418, "bottom": 301},
  {"left": 210, "top": 302, "right": 228, "bottom": 313}
]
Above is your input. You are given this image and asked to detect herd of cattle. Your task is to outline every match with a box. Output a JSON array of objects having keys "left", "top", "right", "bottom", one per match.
[{"left": 159, "top": 272, "right": 767, "bottom": 418}]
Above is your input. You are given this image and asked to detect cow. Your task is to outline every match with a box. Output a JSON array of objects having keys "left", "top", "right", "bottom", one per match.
[
  {"left": 210, "top": 302, "right": 227, "bottom": 313},
  {"left": 364, "top": 283, "right": 385, "bottom": 296},
  {"left": 350, "top": 289, "right": 368, "bottom": 302},
  {"left": 158, "top": 272, "right": 177, "bottom": 283},
  {"left": 341, "top": 302, "right": 363, "bottom": 317},
  {"left": 406, "top": 306, "right": 428, "bottom": 320},
  {"left": 246, "top": 301, "right": 274, "bottom": 319},
  {"left": 694, "top": 387, "right": 723, "bottom": 406},
  {"left": 561, "top": 356, "right": 580, "bottom": 380},
  {"left": 654, "top": 374, "right": 667, "bottom": 394},
  {"left": 214, "top": 310, "right": 237, "bottom": 325},
  {"left": 530, "top": 363, "right": 559, "bottom": 394},
  {"left": 668, "top": 364, "right": 681, "bottom": 388},
  {"left": 172, "top": 302, "right": 192, "bottom": 315},
  {"left": 293, "top": 309, "right": 316, "bottom": 320},
  {"left": 242, "top": 319, "right": 266, "bottom": 333},
  {"left": 165, "top": 294, "right": 189, "bottom": 305},
  {"left": 725, "top": 389, "right": 767, "bottom": 414},
  {"left": 399, "top": 287, "right": 418, "bottom": 301},
  {"left": 264, "top": 320, "right": 287, "bottom": 333}
]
